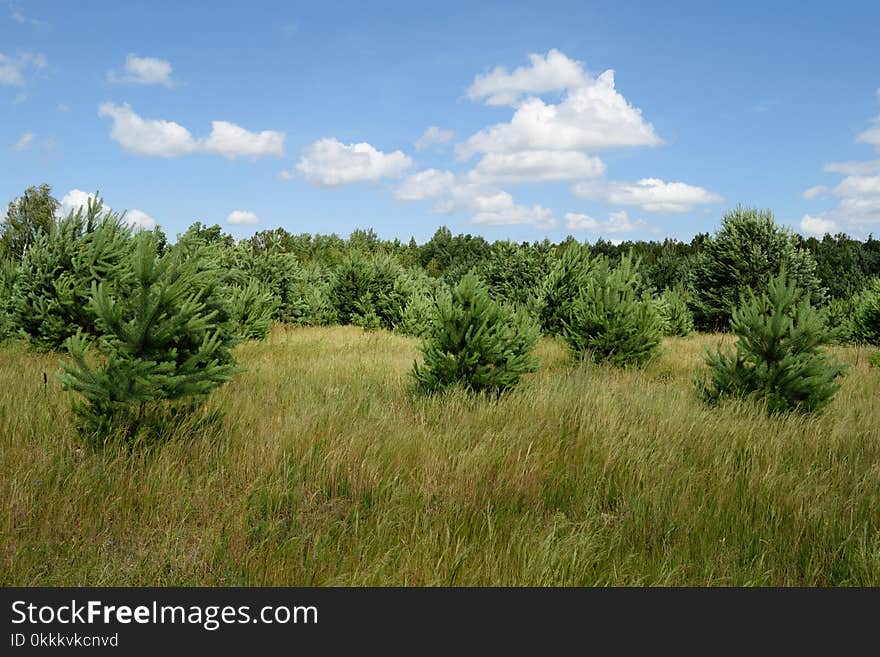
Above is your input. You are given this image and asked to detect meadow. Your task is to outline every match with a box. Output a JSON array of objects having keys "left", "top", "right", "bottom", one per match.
[{"left": 3, "top": 325, "right": 879, "bottom": 586}]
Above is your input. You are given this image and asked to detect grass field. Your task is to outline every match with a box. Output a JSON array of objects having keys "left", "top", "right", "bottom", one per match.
[{"left": 2, "top": 325, "right": 879, "bottom": 586}]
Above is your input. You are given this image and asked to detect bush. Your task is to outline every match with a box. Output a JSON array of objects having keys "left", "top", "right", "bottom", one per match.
[
  {"left": 0, "top": 260, "right": 19, "bottom": 343},
  {"left": 869, "top": 350, "right": 880, "bottom": 368},
  {"left": 537, "top": 243, "right": 595, "bottom": 336},
  {"left": 692, "top": 207, "right": 824, "bottom": 331},
  {"left": 59, "top": 231, "right": 237, "bottom": 443},
  {"left": 696, "top": 273, "right": 847, "bottom": 414},
  {"left": 851, "top": 278, "right": 880, "bottom": 345},
  {"left": 657, "top": 287, "right": 695, "bottom": 337},
  {"left": 822, "top": 295, "right": 858, "bottom": 344},
  {"left": 412, "top": 273, "right": 539, "bottom": 395},
  {"left": 562, "top": 254, "right": 663, "bottom": 367},
  {"left": 232, "top": 246, "right": 309, "bottom": 324},
  {"left": 11, "top": 198, "right": 132, "bottom": 350}
]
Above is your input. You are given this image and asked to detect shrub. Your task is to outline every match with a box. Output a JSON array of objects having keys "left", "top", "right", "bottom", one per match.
[
  {"left": 412, "top": 273, "right": 539, "bottom": 395},
  {"left": 822, "top": 295, "right": 858, "bottom": 344},
  {"left": 59, "top": 231, "right": 237, "bottom": 443},
  {"left": 692, "top": 207, "right": 824, "bottom": 331},
  {"left": 696, "top": 273, "right": 847, "bottom": 414},
  {"left": 869, "top": 350, "right": 880, "bottom": 368},
  {"left": 232, "top": 246, "right": 309, "bottom": 324},
  {"left": 657, "top": 287, "right": 695, "bottom": 337},
  {"left": 0, "top": 260, "right": 18, "bottom": 343},
  {"left": 11, "top": 198, "right": 132, "bottom": 350},
  {"left": 851, "top": 278, "right": 880, "bottom": 345},
  {"left": 562, "top": 254, "right": 663, "bottom": 367},
  {"left": 537, "top": 243, "right": 595, "bottom": 336}
]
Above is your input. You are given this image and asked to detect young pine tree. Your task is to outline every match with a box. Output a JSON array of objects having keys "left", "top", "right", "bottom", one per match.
[
  {"left": 537, "top": 243, "right": 596, "bottom": 336},
  {"left": 412, "top": 273, "right": 539, "bottom": 395},
  {"left": 851, "top": 278, "right": 880, "bottom": 345},
  {"left": 657, "top": 287, "right": 695, "bottom": 337},
  {"left": 696, "top": 273, "right": 847, "bottom": 414},
  {"left": 58, "top": 231, "right": 237, "bottom": 443},
  {"left": 562, "top": 254, "right": 663, "bottom": 367}
]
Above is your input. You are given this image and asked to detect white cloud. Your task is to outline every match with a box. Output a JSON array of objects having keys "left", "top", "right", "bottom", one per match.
[
  {"left": 293, "top": 138, "right": 413, "bottom": 187},
  {"left": 414, "top": 126, "right": 454, "bottom": 151},
  {"left": 394, "top": 169, "right": 455, "bottom": 201},
  {"left": 11, "top": 132, "right": 33, "bottom": 151},
  {"left": 799, "top": 214, "right": 837, "bottom": 236},
  {"left": 856, "top": 116, "right": 880, "bottom": 152},
  {"left": 823, "top": 160, "right": 880, "bottom": 175},
  {"left": 458, "top": 66, "right": 661, "bottom": 158},
  {"left": 108, "top": 54, "right": 173, "bottom": 87},
  {"left": 56, "top": 103, "right": 69, "bottom": 112},
  {"left": 98, "top": 102, "right": 198, "bottom": 157},
  {"left": 834, "top": 175, "right": 880, "bottom": 198},
  {"left": 467, "top": 150, "right": 606, "bottom": 184},
  {"left": 98, "top": 103, "right": 284, "bottom": 159},
  {"left": 226, "top": 210, "right": 259, "bottom": 225},
  {"left": 467, "top": 49, "right": 589, "bottom": 106},
  {"left": 0, "top": 51, "right": 47, "bottom": 86},
  {"left": 565, "top": 210, "right": 643, "bottom": 233},
  {"left": 58, "top": 189, "right": 99, "bottom": 218},
  {"left": 202, "top": 121, "right": 285, "bottom": 158},
  {"left": 124, "top": 209, "right": 157, "bottom": 230},
  {"left": 585, "top": 178, "right": 723, "bottom": 213},
  {"left": 801, "top": 185, "right": 829, "bottom": 200},
  {"left": 471, "top": 203, "right": 555, "bottom": 228},
  {"left": 429, "top": 183, "right": 555, "bottom": 228}
]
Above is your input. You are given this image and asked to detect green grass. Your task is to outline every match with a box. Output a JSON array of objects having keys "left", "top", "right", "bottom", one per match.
[{"left": 2, "top": 326, "right": 879, "bottom": 585}]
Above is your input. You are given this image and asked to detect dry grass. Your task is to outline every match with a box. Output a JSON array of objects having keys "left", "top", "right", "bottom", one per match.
[{"left": 2, "top": 326, "right": 879, "bottom": 585}]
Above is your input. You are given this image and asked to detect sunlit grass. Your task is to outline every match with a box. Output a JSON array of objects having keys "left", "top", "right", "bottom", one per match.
[{"left": 2, "top": 325, "right": 879, "bottom": 585}]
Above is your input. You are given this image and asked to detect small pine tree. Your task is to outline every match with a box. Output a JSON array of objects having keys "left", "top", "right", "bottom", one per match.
[
  {"left": 58, "top": 232, "right": 237, "bottom": 443},
  {"left": 696, "top": 273, "right": 847, "bottom": 413},
  {"left": 851, "top": 278, "right": 880, "bottom": 345},
  {"left": 562, "top": 254, "right": 663, "bottom": 367},
  {"left": 538, "top": 243, "right": 595, "bottom": 336},
  {"left": 657, "top": 287, "right": 695, "bottom": 337},
  {"left": 11, "top": 197, "right": 132, "bottom": 350},
  {"left": 229, "top": 280, "right": 278, "bottom": 341},
  {"left": 412, "top": 273, "right": 539, "bottom": 395},
  {"left": 0, "top": 260, "right": 18, "bottom": 343},
  {"left": 328, "top": 252, "right": 410, "bottom": 330}
]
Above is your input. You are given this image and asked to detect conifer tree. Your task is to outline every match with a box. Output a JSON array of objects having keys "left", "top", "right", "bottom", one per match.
[
  {"left": 657, "top": 287, "right": 695, "bottom": 337},
  {"left": 0, "top": 260, "right": 18, "bottom": 343},
  {"left": 851, "top": 278, "right": 880, "bottom": 345},
  {"left": 562, "top": 254, "right": 663, "bottom": 367},
  {"left": 412, "top": 272, "right": 538, "bottom": 395},
  {"left": 229, "top": 280, "right": 278, "bottom": 341},
  {"left": 537, "top": 243, "right": 595, "bottom": 336},
  {"left": 692, "top": 207, "right": 824, "bottom": 331},
  {"left": 696, "top": 273, "right": 847, "bottom": 413},
  {"left": 11, "top": 197, "right": 132, "bottom": 350},
  {"left": 59, "top": 231, "right": 237, "bottom": 442}
]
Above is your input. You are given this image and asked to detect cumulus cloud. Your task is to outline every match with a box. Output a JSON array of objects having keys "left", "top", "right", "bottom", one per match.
[
  {"left": 578, "top": 178, "right": 722, "bottom": 213},
  {"left": 834, "top": 175, "right": 880, "bottom": 198},
  {"left": 202, "top": 121, "right": 285, "bottom": 158},
  {"left": 467, "top": 49, "right": 589, "bottom": 106},
  {"left": 108, "top": 54, "right": 173, "bottom": 87},
  {"left": 802, "top": 185, "right": 829, "bottom": 200},
  {"left": 226, "top": 210, "right": 259, "bottom": 225},
  {"left": 434, "top": 183, "right": 555, "bottom": 228},
  {"left": 394, "top": 169, "right": 455, "bottom": 200},
  {"left": 56, "top": 103, "right": 69, "bottom": 112},
  {"left": 124, "top": 209, "right": 157, "bottom": 230},
  {"left": 98, "top": 102, "right": 198, "bottom": 157},
  {"left": 0, "top": 51, "right": 47, "bottom": 86},
  {"left": 467, "top": 150, "right": 606, "bottom": 184},
  {"left": 414, "top": 126, "right": 454, "bottom": 151},
  {"left": 98, "top": 103, "right": 284, "bottom": 159},
  {"left": 565, "top": 210, "right": 643, "bottom": 233},
  {"left": 58, "top": 189, "right": 99, "bottom": 218},
  {"left": 799, "top": 214, "right": 837, "bottom": 236},
  {"left": 11, "top": 132, "right": 33, "bottom": 151},
  {"left": 458, "top": 54, "right": 661, "bottom": 159},
  {"left": 292, "top": 138, "right": 413, "bottom": 187}
]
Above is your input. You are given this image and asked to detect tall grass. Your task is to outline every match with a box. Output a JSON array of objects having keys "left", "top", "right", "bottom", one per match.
[{"left": 2, "top": 326, "right": 879, "bottom": 585}]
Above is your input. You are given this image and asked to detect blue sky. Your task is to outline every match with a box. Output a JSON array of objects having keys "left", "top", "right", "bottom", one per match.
[{"left": 2, "top": 0, "right": 879, "bottom": 243}]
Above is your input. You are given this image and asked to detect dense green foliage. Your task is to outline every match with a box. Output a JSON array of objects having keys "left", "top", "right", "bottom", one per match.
[
  {"left": 58, "top": 232, "right": 237, "bottom": 442},
  {"left": 412, "top": 273, "right": 539, "bottom": 395},
  {"left": 851, "top": 279, "right": 880, "bottom": 345},
  {"left": 697, "top": 274, "right": 847, "bottom": 413},
  {"left": 1, "top": 184, "right": 59, "bottom": 262},
  {"left": 658, "top": 287, "right": 695, "bottom": 337},
  {"left": 537, "top": 243, "right": 595, "bottom": 336},
  {"left": 10, "top": 198, "right": 132, "bottom": 350},
  {"left": 562, "top": 254, "right": 663, "bottom": 367},
  {"left": 691, "top": 207, "right": 825, "bottom": 331}
]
